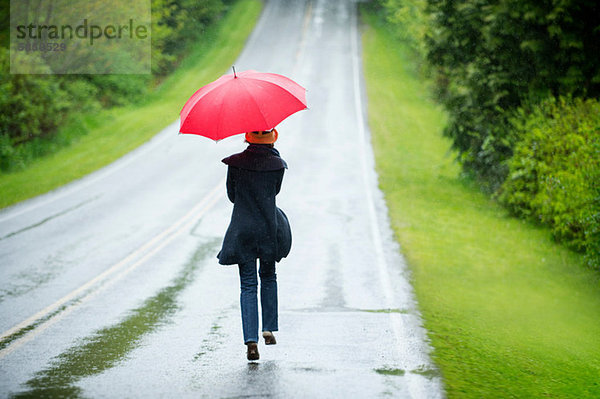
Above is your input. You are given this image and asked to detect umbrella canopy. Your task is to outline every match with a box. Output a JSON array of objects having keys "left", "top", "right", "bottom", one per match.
[{"left": 179, "top": 69, "right": 307, "bottom": 141}]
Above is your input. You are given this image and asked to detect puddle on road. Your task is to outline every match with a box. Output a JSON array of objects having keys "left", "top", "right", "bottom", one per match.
[
  {"left": 292, "top": 366, "right": 333, "bottom": 374},
  {"left": 375, "top": 365, "right": 441, "bottom": 380},
  {"left": 286, "top": 307, "right": 410, "bottom": 314},
  {"left": 321, "top": 244, "right": 346, "bottom": 309},
  {"left": 360, "top": 308, "right": 409, "bottom": 314},
  {"left": 241, "top": 361, "right": 282, "bottom": 396},
  {"left": 0, "top": 267, "right": 58, "bottom": 304},
  {"left": 193, "top": 312, "right": 228, "bottom": 362},
  {"left": 0, "top": 241, "right": 83, "bottom": 304},
  {"left": 10, "top": 239, "right": 219, "bottom": 399},
  {"left": 375, "top": 367, "right": 406, "bottom": 376},
  {"left": 0, "top": 196, "right": 100, "bottom": 241},
  {"left": 410, "top": 365, "right": 441, "bottom": 380}
]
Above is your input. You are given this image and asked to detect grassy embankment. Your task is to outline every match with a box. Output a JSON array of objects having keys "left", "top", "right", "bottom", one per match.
[
  {"left": 361, "top": 10, "right": 600, "bottom": 398},
  {"left": 0, "top": 0, "right": 262, "bottom": 209}
]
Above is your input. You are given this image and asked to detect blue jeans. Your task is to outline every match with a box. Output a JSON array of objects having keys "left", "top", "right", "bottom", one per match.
[{"left": 238, "top": 259, "right": 278, "bottom": 343}]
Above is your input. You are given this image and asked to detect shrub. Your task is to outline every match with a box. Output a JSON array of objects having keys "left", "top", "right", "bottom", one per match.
[
  {"left": 425, "top": 0, "right": 600, "bottom": 191},
  {"left": 86, "top": 75, "right": 150, "bottom": 107},
  {"left": 0, "top": 48, "right": 100, "bottom": 171},
  {"left": 0, "top": 49, "right": 70, "bottom": 142},
  {"left": 151, "top": 0, "right": 224, "bottom": 76},
  {"left": 0, "top": 0, "right": 226, "bottom": 172},
  {"left": 374, "top": 0, "right": 429, "bottom": 60},
  {"left": 499, "top": 96, "right": 600, "bottom": 269}
]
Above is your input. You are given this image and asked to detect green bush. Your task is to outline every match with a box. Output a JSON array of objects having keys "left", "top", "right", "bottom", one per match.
[
  {"left": 0, "top": 48, "right": 102, "bottom": 171},
  {"left": 373, "top": 0, "right": 429, "bottom": 60},
  {"left": 0, "top": 0, "right": 227, "bottom": 172},
  {"left": 86, "top": 75, "right": 150, "bottom": 107},
  {"left": 500, "top": 97, "right": 600, "bottom": 269},
  {"left": 0, "top": 49, "right": 70, "bottom": 141},
  {"left": 151, "top": 0, "right": 225, "bottom": 76},
  {"left": 424, "top": 0, "right": 600, "bottom": 191}
]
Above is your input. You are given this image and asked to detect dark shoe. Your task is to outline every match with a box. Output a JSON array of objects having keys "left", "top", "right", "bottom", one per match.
[
  {"left": 262, "top": 331, "right": 276, "bottom": 345},
  {"left": 246, "top": 342, "right": 259, "bottom": 361}
]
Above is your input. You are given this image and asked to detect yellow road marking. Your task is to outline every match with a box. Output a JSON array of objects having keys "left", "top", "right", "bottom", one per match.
[{"left": 0, "top": 179, "right": 224, "bottom": 359}]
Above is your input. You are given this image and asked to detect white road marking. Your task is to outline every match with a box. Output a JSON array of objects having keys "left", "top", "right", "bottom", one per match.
[
  {"left": 349, "top": 1, "right": 394, "bottom": 312},
  {"left": 350, "top": 5, "right": 436, "bottom": 398}
]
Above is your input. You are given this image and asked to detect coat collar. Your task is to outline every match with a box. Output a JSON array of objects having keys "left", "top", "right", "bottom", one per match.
[{"left": 222, "top": 144, "right": 288, "bottom": 171}]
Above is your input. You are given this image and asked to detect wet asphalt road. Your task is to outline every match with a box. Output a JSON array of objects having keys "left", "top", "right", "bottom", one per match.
[{"left": 0, "top": 0, "right": 444, "bottom": 397}]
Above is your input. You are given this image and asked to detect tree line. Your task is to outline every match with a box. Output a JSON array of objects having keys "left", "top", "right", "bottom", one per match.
[
  {"left": 0, "top": 0, "right": 228, "bottom": 171},
  {"left": 373, "top": 0, "right": 599, "bottom": 268}
]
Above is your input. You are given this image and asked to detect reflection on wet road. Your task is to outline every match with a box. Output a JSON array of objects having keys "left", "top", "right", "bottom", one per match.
[
  {"left": 11, "top": 240, "right": 220, "bottom": 398},
  {"left": 0, "top": 0, "right": 443, "bottom": 397}
]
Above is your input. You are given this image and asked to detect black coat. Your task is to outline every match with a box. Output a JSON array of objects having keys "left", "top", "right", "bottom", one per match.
[{"left": 217, "top": 144, "right": 292, "bottom": 265}]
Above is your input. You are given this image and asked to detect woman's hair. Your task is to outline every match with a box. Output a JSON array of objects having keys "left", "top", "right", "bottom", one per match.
[
  {"left": 245, "top": 129, "right": 277, "bottom": 146},
  {"left": 245, "top": 139, "right": 274, "bottom": 147}
]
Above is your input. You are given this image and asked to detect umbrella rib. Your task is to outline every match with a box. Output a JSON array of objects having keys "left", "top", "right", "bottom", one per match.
[
  {"left": 180, "top": 74, "right": 230, "bottom": 120},
  {"left": 238, "top": 78, "right": 271, "bottom": 130},
  {"left": 242, "top": 79, "right": 307, "bottom": 128},
  {"left": 214, "top": 86, "right": 231, "bottom": 140},
  {"left": 242, "top": 77, "right": 307, "bottom": 105}
]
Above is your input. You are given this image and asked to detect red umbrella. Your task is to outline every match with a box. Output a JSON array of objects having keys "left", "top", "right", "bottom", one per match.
[{"left": 179, "top": 69, "right": 307, "bottom": 141}]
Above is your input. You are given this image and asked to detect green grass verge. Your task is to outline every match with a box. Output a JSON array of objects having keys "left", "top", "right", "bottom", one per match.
[
  {"left": 0, "top": 0, "right": 262, "bottom": 209},
  {"left": 361, "top": 10, "right": 600, "bottom": 398}
]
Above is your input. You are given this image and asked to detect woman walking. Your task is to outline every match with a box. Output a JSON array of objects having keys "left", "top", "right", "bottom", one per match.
[{"left": 217, "top": 129, "right": 292, "bottom": 361}]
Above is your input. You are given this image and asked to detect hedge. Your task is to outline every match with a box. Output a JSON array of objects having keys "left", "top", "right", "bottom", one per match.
[{"left": 499, "top": 96, "right": 600, "bottom": 269}]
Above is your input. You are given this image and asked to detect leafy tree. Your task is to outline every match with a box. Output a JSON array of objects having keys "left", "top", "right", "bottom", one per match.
[
  {"left": 151, "top": 0, "right": 224, "bottom": 75},
  {"left": 0, "top": 0, "right": 226, "bottom": 171},
  {"left": 425, "top": 0, "right": 600, "bottom": 190},
  {"left": 377, "top": 0, "right": 429, "bottom": 59}
]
